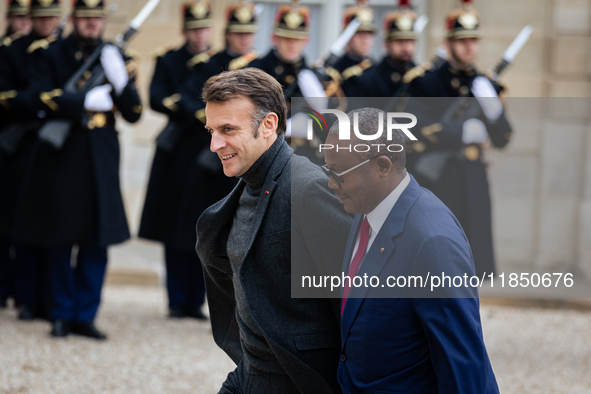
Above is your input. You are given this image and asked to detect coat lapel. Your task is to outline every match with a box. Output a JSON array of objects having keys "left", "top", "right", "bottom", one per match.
[
  {"left": 341, "top": 176, "right": 422, "bottom": 346},
  {"left": 242, "top": 142, "right": 292, "bottom": 260}
]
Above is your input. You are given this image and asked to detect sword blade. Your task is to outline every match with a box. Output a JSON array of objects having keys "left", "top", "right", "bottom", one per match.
[
  {"left": 130, "top": 0, "right": 161, "bottom": 30},
  {"left": 414, "top": 15, "right": 429, "bottom": 33},
  {"left": 329, "top": 18, "right": 362, "bottom": 58},
  {"left": 503, "top": 25, "right": 533, "bottom": 63}
]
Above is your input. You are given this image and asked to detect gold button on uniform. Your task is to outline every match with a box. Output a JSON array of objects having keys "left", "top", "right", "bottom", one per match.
[
  {"left": 93, "top": 113, "right": 107, "bottom": 128},
  {"left": 451, "top": 78, "right": 460, "bottom": 89},
  {"left": 285, "top": 75, "right": 295, "bottom": 84},
  {"left": 391, "top": 72, "right": 401, "bottom": 83},
  {"left": 464, "top": 145, "right": 480, "bottom": 161},
  {"left": 459, "top": 86, "right": 469, "bottom": 95}
]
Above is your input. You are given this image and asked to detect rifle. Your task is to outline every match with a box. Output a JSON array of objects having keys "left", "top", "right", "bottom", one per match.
[
  {"left": 0, "top": 17, "right": 68, "bottom": 154},
  {"left": 38, "top": 0, "right": 160, "bottom": 150},
  {"left": 414, "top": 25, "right": 533, "bottom": 183},
  {"left": 284, "top": 18, "right": 361, "bottom": 102},
  {"left": 440, "top": 25, "right": 533, "bottom": 124}
]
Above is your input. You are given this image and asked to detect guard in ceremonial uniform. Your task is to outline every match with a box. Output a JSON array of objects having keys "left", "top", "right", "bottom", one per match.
[
  {"left": 406, "top": 0, "right": 513, "bottom": 276},
  {"left": 2, "top": 0, "right": 31, "bottom": 38},
  {"left": 203, "top": 0, "right": 258, "bottom": 75},
  {"left": 12, "top": 0, "right": 142, "bottom": 339},
  {"left": 139, "top": 1, "right": 237, "bottom": 320},
  {"left": 333, "top": 0, "right": 376, "bottom": 98},
  {"left": 352, "top": 0, "right": 418, "bottom": 97},
  {"left": 252, "top": 0, "right": 344, "bottom": 164},
  {"left": 0, "top": 0, "right": 62, "bottom": 318},
  {"left": 0, "top": 0, "right": 32, "bottom": 309}
]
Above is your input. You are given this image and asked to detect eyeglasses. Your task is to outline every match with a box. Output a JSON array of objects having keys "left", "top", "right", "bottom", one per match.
[{"left": 321, "top": 154, "right": 392, "bottom": 184}]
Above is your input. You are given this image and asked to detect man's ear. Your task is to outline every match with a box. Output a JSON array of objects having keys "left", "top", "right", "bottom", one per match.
[
  {"left": 377, "top": 156, "right": 393, "bottom": 176},
  {"left": 262, "top": 112, "right": 279, "bottom": 138}
]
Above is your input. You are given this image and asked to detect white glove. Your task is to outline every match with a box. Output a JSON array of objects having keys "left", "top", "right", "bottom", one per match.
[
  {"left": 84, "top": 85, "right": 113, "bottom": 112},
  {"left": 462, "top": 118, "right": 488, "bottom": 144},
  {"left": 298, "top": 69, "right": 328, "bottom": 103},
  {"left": 101, "top": 45, "right": 128, "bottom": 96},
  {"left": 286, "top": 118, "right": 292, "bottom": 137},
  {"left": 286, "top": 112, "right": 312, "bottom": 139},
  {"left": 471, "top": 76, "right": 503, "bottom": 123}
]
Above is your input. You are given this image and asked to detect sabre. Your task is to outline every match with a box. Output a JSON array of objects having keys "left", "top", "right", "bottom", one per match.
[
  {"left": 320, "top": 18, "right": 362, "bottom": 69},
  {"left": 491, "top": 25, "right": 533, "bottom": 80},
  {"left": 116, "top": 0, "right": 161, "bottom": 45},
  {"left": 413, "top": 15, "right": 428, "bottom": 33}
]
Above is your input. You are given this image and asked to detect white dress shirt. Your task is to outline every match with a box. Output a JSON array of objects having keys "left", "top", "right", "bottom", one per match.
[{"left": 348, "top": 173, "right": 411, "bottom": 269}]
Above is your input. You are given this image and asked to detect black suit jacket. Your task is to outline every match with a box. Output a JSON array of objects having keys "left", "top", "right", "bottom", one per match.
[{"left": 196, "top": 141, "right": 352, "bottom": 393}]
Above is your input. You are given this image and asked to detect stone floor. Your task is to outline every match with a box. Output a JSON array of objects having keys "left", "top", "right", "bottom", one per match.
[{"left": 1, "top": 284, "right": 590, "bottom": 394}]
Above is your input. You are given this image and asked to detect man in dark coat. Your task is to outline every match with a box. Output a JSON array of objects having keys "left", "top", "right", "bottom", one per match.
[
  {"left": 405, "top": 0, "right": 513, "bottom": 276},
  {"left": 202, "top": 1, "right": 258, "bottom": 76},
  {"left": 197, "top": 68, "right": 351, "bottom": 393},
  {"left": 1, "top": 0, "right": 30, "bottom": 39},
  {"left": 0, "top": 0, "right": 31, "bottom": 310},
  {"left": 0, "top": 0, "right": 62, "bottom": 318},
  {"left": 332, "top": 0, "right": 376, "bottom": 98},
  {"left": 349, "top": 0, "right": 418, "bottom": 98},
  {"left": 139, "top": 1, "right": 237, "bottom": 319},
  {"left": 11, "top": 0, "right": 142, "bottom": 339},
  {"left": 251, "top": 1, "right": 344, "bottom": 165}
]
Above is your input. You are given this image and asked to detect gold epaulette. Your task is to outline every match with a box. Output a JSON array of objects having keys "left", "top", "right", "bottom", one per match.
[
  {"left": 325, "top": 67, "right": 342, "bottom": 84},
  {"left": 187, "top": 48, "right": 217, "bottom": 68},
  {"left": 125, "top": 48, "right": 140, "bottom": 60},
  {"left": 228, "top": 50, "right": 257, "bottom": 71},
  {"left": 402, "top": 61, "right": 432, "bottom": 84},
  {"left": 27, "top": 34, "right": 58, "bottom": 53},
  {"left": 150, "top": 43, "right": 175, "bottom": 59},
  {"left": 341, "top": 58, "right": 373, "bottom": 81},
  {"left": 1, "top": 31, "right": 24, "bottom": 48}
]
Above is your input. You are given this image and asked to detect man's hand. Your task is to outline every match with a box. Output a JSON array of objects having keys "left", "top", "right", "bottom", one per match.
[
  {"left": 101, "top": 45, "right": 129, "bottom": 96},
  {"left": 84, "top": 85, "right": 113, "bottom": 112}
]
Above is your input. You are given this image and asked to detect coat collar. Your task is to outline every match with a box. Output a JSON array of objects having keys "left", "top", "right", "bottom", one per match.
[
  {"left": 340, "top": 174, "right": 422, "bottom": 346},
  {"left": 197, "top": 140, "right": 293, "bottom": 261}
]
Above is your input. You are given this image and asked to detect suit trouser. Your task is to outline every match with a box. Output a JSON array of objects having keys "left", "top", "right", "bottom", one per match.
[
  {"left": 218, "top": 360, "right": 300, "bottom": 394},
  {"left": 0, "top": 236, "right": 14, "bottom": 301},
  {"left": 164, "top": 248, "right": 206, "bottom": 310},
  {"left": 48, "top": 244, "right": 107, "bottom": 322},
  {"left": 13, "top": 243, "right": 50, "bottom": 308}
]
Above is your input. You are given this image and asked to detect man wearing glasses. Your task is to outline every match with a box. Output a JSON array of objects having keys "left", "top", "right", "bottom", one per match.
[{"left": 323, "top": 107, "right": 498, "bottom": 393}]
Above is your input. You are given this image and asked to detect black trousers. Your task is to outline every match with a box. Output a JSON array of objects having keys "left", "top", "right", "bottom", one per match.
[
  {"left": 218, "top": 361, "right": 301, "bottom": 394},
  {"left": 0, "top": 236, "right": 14, "bottom": 301},
  {"left": 164, "top": 248, "right": 205, "bottom": 310}
]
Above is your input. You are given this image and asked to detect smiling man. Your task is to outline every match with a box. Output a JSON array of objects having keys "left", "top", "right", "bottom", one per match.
[
  {"left": 196, "top": 68, "right": 351, "bottom": 393},
  {"left": 323, "top": 107, "right": 498, "bottom": 394}
]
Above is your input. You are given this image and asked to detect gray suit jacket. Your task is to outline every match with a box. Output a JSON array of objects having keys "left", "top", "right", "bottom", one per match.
[{"left": 196, "top": 141, "right": 352, "bottom": 394}]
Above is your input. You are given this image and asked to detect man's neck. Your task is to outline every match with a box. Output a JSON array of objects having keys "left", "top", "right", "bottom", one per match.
[
  {"left": 227, "top": 47, "right": 248, "bottom": 57},
  {"left": 366, "top": 170, "right": 407, "bottom": 215},
  {"left": 186, "top": 42, "right": 207, "bottom": 56}
]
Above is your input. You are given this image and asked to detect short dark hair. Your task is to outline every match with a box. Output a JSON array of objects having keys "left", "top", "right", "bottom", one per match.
[
  {"left": 328, "top": 107, "right": 406, "bottom": 173},
  {"left": 202, "top": 67, "right": 287, "bottom": 136}
]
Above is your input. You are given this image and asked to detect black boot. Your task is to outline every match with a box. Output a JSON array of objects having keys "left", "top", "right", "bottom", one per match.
[
  {"left": 70, "top": 322, "right": 107, "bottom": 340},
  {"left": 51, "top": 319, "right": 70, "bottom": 337}
]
